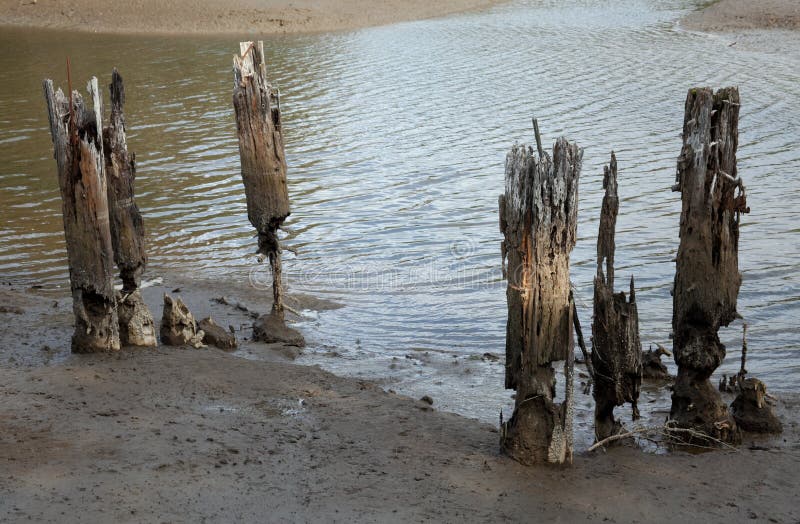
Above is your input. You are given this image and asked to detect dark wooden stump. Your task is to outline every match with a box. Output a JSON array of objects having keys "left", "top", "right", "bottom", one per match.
[
  {"left": 43, "top": 76, "right": 120, "bottom": 353},
  {"left": 670, "top": 87, "right": 749, "bottom": 444},
  {"left": 731, "top": 378, "right": 782, "bottom": 434},
  {"left": 233, "top": 41, "right": 290, "bottom": 318},
  {"left": 642, "top": 345, "right": 672, "bottom": 380},
  {"left": 198, "top": 317, "right": 238, "bottom": 351},
  {"left": 103, "top": 68, "right": 156, "bottom": 347},
  {"left": 591, "top": 153, "right": 642, "bottom": 442},
  {"left": 499, "top": 135, "right": 581, "bottom": 465}
]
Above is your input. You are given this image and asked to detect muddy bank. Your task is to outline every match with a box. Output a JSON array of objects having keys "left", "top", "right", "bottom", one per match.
[
  {"left": 0, "top": 0, "right": 503, "bottom": 35},
  {"left": 1, "top": 282, "right": 799, "bottom": 522},
  {"left": 682, "top": 0, "right": 800, "bottom": 32},
  {"left": 0, "top": 272, "right": 341, "bottom": 368}
]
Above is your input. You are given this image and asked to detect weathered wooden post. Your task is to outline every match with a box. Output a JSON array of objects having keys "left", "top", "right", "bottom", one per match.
[
  {"left": 233, "top": 41, "right": 302, "bottom": 345},
  {"left": 670, "top": 87, "right": 748, "bottom": 444},
  {"left": 499, "top": 128, "right": 581, "bottom": 465},
  {"left": 591, "top": 152, "right": 642, "bottom": 442},
  {"left": 103, "top": 68, "right": 157, "bottom": 347},
  {"left": 43, "top": 74, "right": 120, "bottom": 353}
]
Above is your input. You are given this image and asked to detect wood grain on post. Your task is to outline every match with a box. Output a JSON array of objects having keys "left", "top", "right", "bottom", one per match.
[
  {"left": 43, "top": 77, "right": 120, "bottom": 353},
  {"left": 591, "top": 153, "right": 642, "bottom": 442},
  {"left": 670, "top": 87, "right": 747, "bottom": 444},
  {"left": 103, "top": 68, "right": 156, "bottom": 347},
  {"left": 499, "top": 136, "right": 581, "bottom": 465},
  {"left": 233, "top": 41, "right": 290, "bottom": 319},
  {"left": 104, "top": 68, "right": 146, "bottom": 291}
]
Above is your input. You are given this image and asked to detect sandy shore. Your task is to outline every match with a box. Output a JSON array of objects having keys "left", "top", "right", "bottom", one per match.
[
  {"left": 1, "top": 278, "right": 799, "bottom": 522},
  {"left": 682, "top": 0, "right": 800, "bottom": 32},
  {"left": 0, "top": 0, "right": 503, "bottom": 34}
]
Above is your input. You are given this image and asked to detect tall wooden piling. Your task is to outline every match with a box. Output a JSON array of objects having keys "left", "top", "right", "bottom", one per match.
[
  {"left": 104, "top": 68, "right": 157, "bottom": 347},
  {"left": 43, "top": 76, "right": 120, "bottom": 353},
  {"left": 104, "top": 68, "right": 145, "bottom": 291},
  {"left": 591, "top": 153, "right": 642, "bottom": 442},
  {"left": 499, "top": 135, "right": 581, "bottom": 465},
  {"left": 233, "top": 41, "right": 294, "bottom": 338},
  {"left": 670, "top": 87, "right": 748, "bottom": 444}
]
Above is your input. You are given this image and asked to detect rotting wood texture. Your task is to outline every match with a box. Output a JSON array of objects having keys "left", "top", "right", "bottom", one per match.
[
  {"left": 233, "top": 40, "right": 290, "bottom": 319},
  {"left": 499, "top": 136, "right": 581, "bottom": 465},
  {"left": 43, "top": 75, "right": 120, "bottom": 353},
  {"left": 103, "top": 68, "right": 156, "bottom": 347},
  {"left": 670, "top": 86, "right": 749, "bottom": 444},
  {"left": 591, "top": 152, "right": 642, "bottom": 442},
  {"left": 160, "top": 294, "right": 204, "bottom": 348}
]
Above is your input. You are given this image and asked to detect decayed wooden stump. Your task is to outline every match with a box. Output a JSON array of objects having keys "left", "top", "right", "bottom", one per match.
[
  {"left": 499, "top": 136, "right": 581, "bottom": 465},
  {"left": 591, "top": 153, "right": 642, "bottom": 442},
  {"left": 198, "top": 317, "right": 238, "bottom": 350},
  {"left": 731, "top": 378, "right": 782, "bottom": 434},
  {"left": 43, "top": 76, "right": 120, "bottom": 353},
  {"left": 103, "top": 68, "right": 156, "bottom": 347},
  {"left": 104, "top": 69, "right": 145, "bottom": 291},
  {"left": 160, "top": 294, "right": 204, "bottom": 348},
  {"left": 642, "top": 344, "right": 672, "bottom": 380},
  {"left": 233, "top": 41, "right": 290, "bottom": 316},
  {"left": 670, "top": 87, "right": 748, "bottom": 444}
]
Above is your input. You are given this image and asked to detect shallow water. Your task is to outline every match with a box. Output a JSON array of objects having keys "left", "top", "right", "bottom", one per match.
[{"left": 1, "top": 0, "right": 798, "bottom": 443}]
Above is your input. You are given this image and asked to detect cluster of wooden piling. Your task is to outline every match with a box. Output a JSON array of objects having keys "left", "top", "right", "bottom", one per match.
[
  {"left": 44, "top": 70, "right": 156, "bottom": 352},
  {"left": 499, "top": 87, "right": 778, "bottom": 464},
  {"left": 43, "top": 41, "right": 297, "bottom": 353},
  {"left": 43, "top": 45, "right": 779, "bottom": 463}
]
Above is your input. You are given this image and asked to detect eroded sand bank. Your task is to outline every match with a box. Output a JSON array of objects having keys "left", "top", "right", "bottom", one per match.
[
  {"left": 682, "top": 0, "right": 800, "bottom": 32},
  {"left": 0, "top": 0, "right": 503, "bottom": 34}
]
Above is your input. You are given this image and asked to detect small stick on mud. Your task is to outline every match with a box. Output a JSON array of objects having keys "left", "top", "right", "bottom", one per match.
[
  {"left": 588, "top": 422, "right": 741, "bottom": 452},
  {"left": 213, "top": 296, "right": 259, "bottom": 319},
  {"left": 588, "top": 427, "right": 648, "bottom": 451},
  {"left": 213, "top": 295, "right": 301, "bottom": 319}
]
